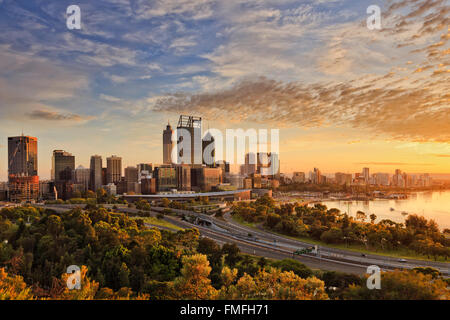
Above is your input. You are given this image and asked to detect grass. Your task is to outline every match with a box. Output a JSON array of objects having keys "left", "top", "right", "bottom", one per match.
[
  {"left": 132, "top": 216, "right": 184, "bottom": 231},
  {"left": 231, "top": 216, "right": 449, "bottom": 263},
  {"left": 232, "top": 215, "right": 258, "bottom": 229}
]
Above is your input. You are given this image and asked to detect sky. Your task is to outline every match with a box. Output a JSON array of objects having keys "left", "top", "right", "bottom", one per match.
[{"left": 0, "top": 0, "right": 449, "bottom": 180}]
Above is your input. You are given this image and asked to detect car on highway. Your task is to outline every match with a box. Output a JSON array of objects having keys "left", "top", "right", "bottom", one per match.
[{"left": 398, "top": 258, "right": 407, "bottom": 263}]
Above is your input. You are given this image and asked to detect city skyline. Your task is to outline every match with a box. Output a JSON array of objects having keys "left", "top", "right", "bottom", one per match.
[
  {"left": 0, "top": 0, "right": 449, "bottom": 179},
  {"left": 2, "top": 130, "right": 448, "bottom": 183}
]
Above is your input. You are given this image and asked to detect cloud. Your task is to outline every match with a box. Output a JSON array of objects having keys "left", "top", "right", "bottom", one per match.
[
  {"left": 27, "top": 110, "right": 93, "bottom": 122},
  {"left": 152, "top": 74, "right": 450, "bottom": 142},
  {"left": 134, "top": 0, "right": 214, "bottom": 20},
  {"left": 431, "top": 154, "right": 450, "bottom": 158},
  {"left": 99, "top": 94, "right": 122, "bottom": 103},
  {"left": 149, "top": 0, "right": 449, "bottom": 143}
]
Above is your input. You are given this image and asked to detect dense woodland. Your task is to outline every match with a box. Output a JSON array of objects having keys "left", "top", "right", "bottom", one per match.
[
  {"left": 0, "top": 205, "right": 448, "bottom": 300},
  {"left": 232, "top": 195, "right": 450, "bottom": 260}
]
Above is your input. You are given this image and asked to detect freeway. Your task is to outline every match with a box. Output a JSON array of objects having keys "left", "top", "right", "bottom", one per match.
[
  {"left": 36, "top": 204, "right": 449, "bottom": 276},
  {"left": 149, "top": 206, "right": 450, "bottom": 276}
]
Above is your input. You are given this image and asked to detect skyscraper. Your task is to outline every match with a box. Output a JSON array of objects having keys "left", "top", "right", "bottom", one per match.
[
  {"left": 242, "top": 153, "right": 257, "bottom": 176},
  {"left": 52, "top": 150, "right": 75, "bottom": 200},
  {"left": 90, "top": 155, "right": 103, "bottom": 191},
  {"left": 125, "top": 166, "right": 138, "bottom": 183},
  {"left": 7, "top": 135, "right": 39, "bottom": 202},
  {"left": 74, "top": 165, "right": 91, "bottom": 192},
  {"left": 163, "top": 122, "right": 174, "bottom": 164},
  {"left": 106, "top": 155, "right": 122, "bottom": 184},
  {"left": 137, "top": 163, "right": 152, "bottom": 182},
  {"left": 362, "top": 167, "right": 370, "bottom": 184},
  {"left": 177, "top": 115, "right": 202, "bottom": 165},
  {"left": 137, "top": 163, "right": 152, "bottom": 174},
  {"left": 8, "top": 136, "right": 38, "bottom": 177},
  {"left": 52, "top": 150, "right": 75, "bottom": 182}
]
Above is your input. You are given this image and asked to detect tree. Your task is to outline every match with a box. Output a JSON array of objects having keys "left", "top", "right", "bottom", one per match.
[
  {"left": 271, "top": 259, "right": 313, "bottom": 279},
  {"left": 0, "top": 268, "right": 34, "bottom": 300},
  {"left": 47, "top": 215, "right": 64, "bottom": 238},
  {"left": 221, "top": 268, "right": 328, "bottom": 300},
  {"left": 369, "top": 214, "right": 377, "bottom": 224},
  {"left": 320, "top": 228, "right": 343, "bottom": 244},
  {"left": 171, "top": 254, "right": 218, "bottom": 299},
  {"left": 85, "top": 190, "right": 96, "bottom": 199},
  {"left": 356, "top": 211, "right": 366, "bottom": 222},
  {"left": 344, "top": 269, "right": 449, "bottom": 300},
  {"left": 96, "top": 188, "right": 107, "bottom": 201},
  {"left": 222, "top": 243, "right": 241, "bottom": 268},
  {"left": 161, "top": 198, "right": 170, "bottom": 207}
]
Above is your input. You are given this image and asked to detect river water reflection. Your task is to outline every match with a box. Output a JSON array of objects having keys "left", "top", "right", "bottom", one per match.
[{"left": 321, "top": 191, "right": 450, "bottom": 230}]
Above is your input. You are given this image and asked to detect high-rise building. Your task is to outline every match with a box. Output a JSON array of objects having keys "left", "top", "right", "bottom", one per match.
[
  {"left": 51, "top": 150, "right": 75, "bottom": 200},
  {"left": 176, "top": 164, "right": 191, "bottom": 191},
  {"left": 52, "top": 150, "right": 75, "bottom": 182},
  {"left": 137, "top": 163, "right": 152, "bottom": 174},
  {"left": 216, "top": 161, "right": 230, "bottom": 182},
  {"left": 242, "top": 153, "right": 257, "bottom": 177},
  {"left": 313, "top": 168, "right": 322, "bottom": 184},
  {"left": 8, "top": 136, "right": 38, "bottom": 177},
  {"left": 102, "top": 167, "right": 107, "bottom": 186},
  {"left": 137, "top": 163, "right": 152, "bottom": 182},
  {"left": 191, "top": 167, "right": 222, "bottom": 192},
  {"left": 141, "top": 178, "right": 156, "bottom": 195},
  {"left": 392, "top": 169, "right": 402, "bottom": 187},
  {"left": 177, "top": 115, "right": 202, "bottom": 165},
  {"left": 252, "top": 173, "right": 262, "bottom": 189},
  {"left": 106, "top": 155, "right": 122, "bottom": 184},
  {"left": 7, "top": 135, "right": 39, "bottom": 202},
  {"left": 335, "top": 172, "right": 352, "bottom": 185},
  {"left": 123, "top": 166, "right": 139, "bottom": 194},
  {"left": 39, "top": 180, "right": 57, "bottom": 201},
  {"left": 90, "top": 155, "right": 103, "bottom": 191},
  {"left": 125, "top": 166, "right": 138, "bottom": 183},
  {"left": 373, "top": 173, "right": 390, "bottom": 186},
  {"left": 362, "top": 167, "right": 370, "bottom": 184},
  {"left": 74, "top": 165, "right": 90, "bottom": 192},
  {"left": 292, "top": 172, "right": 306, "bottom": 184},
  {"left": 154, "top": 166, "right": 177, "bottom": 192},
  {"left": 163, "top": 123, "right": 174, "bottom": 164}
]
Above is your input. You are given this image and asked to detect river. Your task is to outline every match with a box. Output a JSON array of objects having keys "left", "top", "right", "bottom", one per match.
[{"left": 321, "top": 191, "right": 450, "bottom": 230}]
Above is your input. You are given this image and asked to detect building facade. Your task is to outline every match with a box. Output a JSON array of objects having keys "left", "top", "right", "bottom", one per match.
[
  {"left": 177, "top": 115, "right": 202, "bottom": 165},
  {"left": 106, "top": 155, "right": 122, "bottom": 184},
  {"left": 8, "top": 136, "right": 39, "bottom": 202},
  {"left": 154, "top": 166, "right": 177, "bottom": 192},
  {"left": 163, "top": 123, "right": 174, "bottom": 164},
  {"left": 90, "top": 155, "right": 103, "bottom": 191},
  {"left": 74, "top": 165, "right": 90, "bottom": 192}
]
